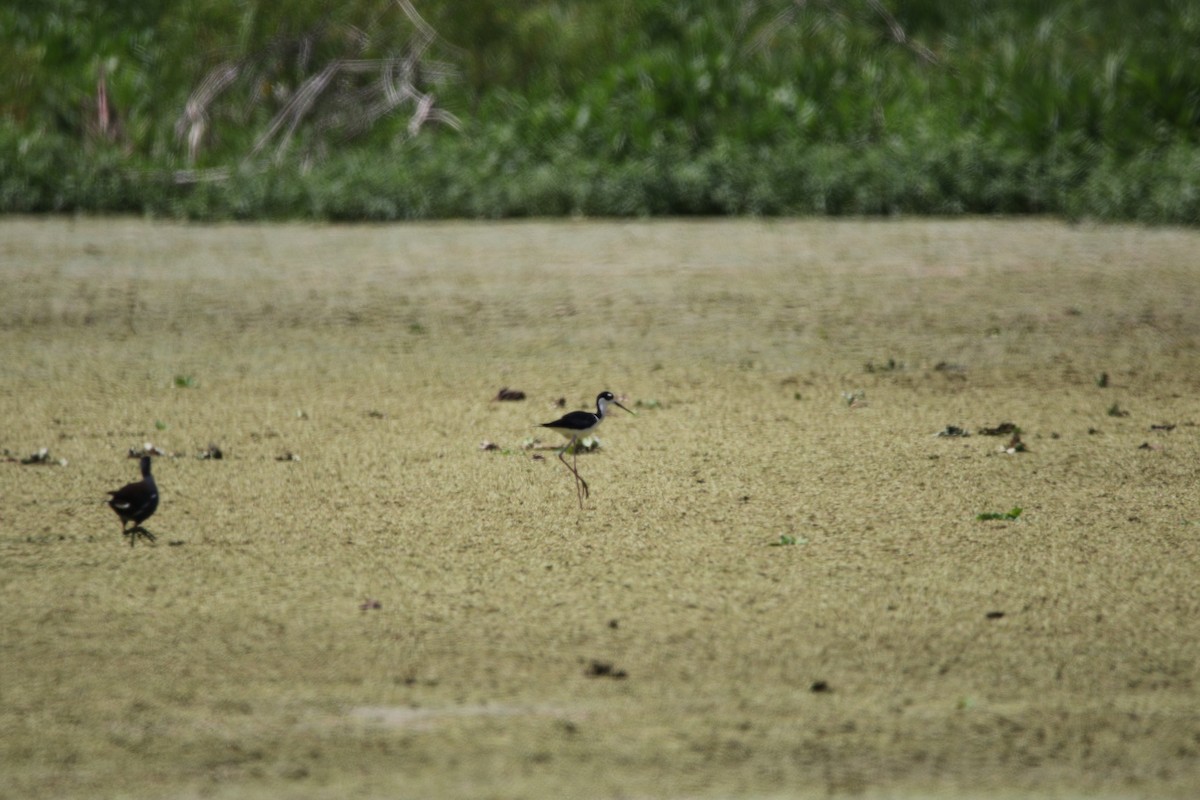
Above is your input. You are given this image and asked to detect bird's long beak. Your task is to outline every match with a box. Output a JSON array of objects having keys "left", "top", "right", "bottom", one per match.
[{"left": 615, "top": 401, "right": 636, "bottom": 416}]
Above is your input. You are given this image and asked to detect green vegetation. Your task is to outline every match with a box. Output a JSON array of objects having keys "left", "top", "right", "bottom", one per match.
[
  {"left": 2, "top": 1, "right": 1198, "bottom": 221},
  {"left": 977, "top": 507, "right": 1023, "bottom": 521}
]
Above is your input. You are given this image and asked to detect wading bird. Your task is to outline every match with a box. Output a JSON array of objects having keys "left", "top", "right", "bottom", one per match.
[
  {"left": 539, "top": 391, "right": 633, "bottom": 508},
  {"left": 106, "top": 455, "right": 159, "bottom": 546}
]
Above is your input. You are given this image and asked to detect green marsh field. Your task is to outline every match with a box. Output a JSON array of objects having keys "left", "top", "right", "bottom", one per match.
[{"left": 2, "top": 217, "right": 1200, "bottom": 798}]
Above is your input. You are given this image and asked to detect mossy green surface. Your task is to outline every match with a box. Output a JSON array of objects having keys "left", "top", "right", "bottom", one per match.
[{"left": 2, "top": 218, "right": 1199, "bottom": 798}]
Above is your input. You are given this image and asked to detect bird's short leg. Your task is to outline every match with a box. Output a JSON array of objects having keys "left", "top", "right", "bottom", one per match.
[{"left": 127, "top": 526, "right": 156, "bottom": 546}]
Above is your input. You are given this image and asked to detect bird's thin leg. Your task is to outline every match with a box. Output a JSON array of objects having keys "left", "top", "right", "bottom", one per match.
[
  {"left": 573, "top": 447, "right": 589, "bottom": 502},
  {"left": 557, "top": 440, "right": 587, "bottom": 508}
]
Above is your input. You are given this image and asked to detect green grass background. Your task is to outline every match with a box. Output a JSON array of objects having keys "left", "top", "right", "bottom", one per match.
[{"left": 3, "top": 1, "right": 1199, "bottom": 222}]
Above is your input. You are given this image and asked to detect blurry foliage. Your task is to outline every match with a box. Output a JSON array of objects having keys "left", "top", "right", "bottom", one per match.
[
  {"left": 0, "top": 0, "right": 1198, "bottom": 222},
  {"left": 173, "top": 0, "right": 459, "bottom": 168}
]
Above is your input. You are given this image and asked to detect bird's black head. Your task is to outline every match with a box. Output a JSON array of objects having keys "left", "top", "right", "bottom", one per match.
[{"left": 596, "top": 390, "right": 634, "bottom": 416}]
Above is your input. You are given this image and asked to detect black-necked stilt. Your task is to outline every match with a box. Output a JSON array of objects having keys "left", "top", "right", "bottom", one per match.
[
  {"left": 106, "top": 455, "right": 159, "bottom": 546},
  {"left": 539, "top": 391, "right": 633, "bottom": 507}
]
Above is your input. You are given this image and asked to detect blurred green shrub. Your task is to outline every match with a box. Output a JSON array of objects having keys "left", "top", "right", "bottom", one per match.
[{"left": 1, "top": 0, "right": 1197, "bottom": 222}]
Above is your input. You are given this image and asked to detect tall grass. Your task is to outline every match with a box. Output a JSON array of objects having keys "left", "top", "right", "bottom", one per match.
[{"left": 1, "top": 1, "right": 1197, "bottom": 222}]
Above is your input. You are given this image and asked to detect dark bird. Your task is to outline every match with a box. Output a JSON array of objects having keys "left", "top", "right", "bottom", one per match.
[
  {"left": 539, "top": 391, "right": 633, "bottom": 508},
  {"left": 107, "top": 455, "right": 159, "bottom": 546}
]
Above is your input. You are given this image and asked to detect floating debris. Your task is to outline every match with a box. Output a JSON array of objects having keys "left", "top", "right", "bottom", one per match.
[
  {"left": 568, "top": 436, "right": 600, "bottom": 453},
  {"left": 977, "top": 507, "right": 1023, "bottom": 521},
  {"left": 841, "top": 389, "right": 867, "bottom": 409},
  {"left": 934, "top": 361, "right": 967, "bottom": 373},
  {"left": 978, "top": 422, "right": 1017, "bottom": 436},
  {"left": 585, "top": 660, "right": 627, "bottom": 679},
  {"left": 1150, "top": 423, "right": 1176, "bottom": 432},
  {"left": 276, "top": 451, "right": 301, "bottom": 462},
  {"left": 359, "top": 599, "right": 382, "bottom": 611},
  {"left": 1003, "top": 431, "right": 1028, "bottom": 454},
  {"left": 19, "top": 447, "right": 67, "bottom": 466},
  {"left": 479, "top": 440, "right": 500, "bottom": 451},
  {"left": 492, "top": 387, "right": 526, "bottom": 402},
  {"left": 864, "top": 357, "right": 903, "bottom": 373},
  {"left": 935, "top": 425, "right": 970, "bottom": 438},
  {"left": 197, "top": 443, "right": 223, "bottom": 460}
]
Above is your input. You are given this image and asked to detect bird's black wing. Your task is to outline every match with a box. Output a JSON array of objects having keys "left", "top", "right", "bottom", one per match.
[
  {"left": 108, "top": 482, "right": 158, "bottom": 521},
  {"left": 541, "top": 410, "right": 595, "bottom": 429}
]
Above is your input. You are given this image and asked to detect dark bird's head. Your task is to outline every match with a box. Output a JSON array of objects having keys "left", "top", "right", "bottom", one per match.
[{"left": 596, "top": 391, "right": 634, "bottom": 417}]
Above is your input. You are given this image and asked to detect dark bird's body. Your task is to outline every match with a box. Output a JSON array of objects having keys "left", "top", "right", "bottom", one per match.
[
  {"left": 107, "top": 455, "right": 159, "bottom": 545},
  {"left": 540, "top": 391, "right": 633, "bottom": 507}
]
